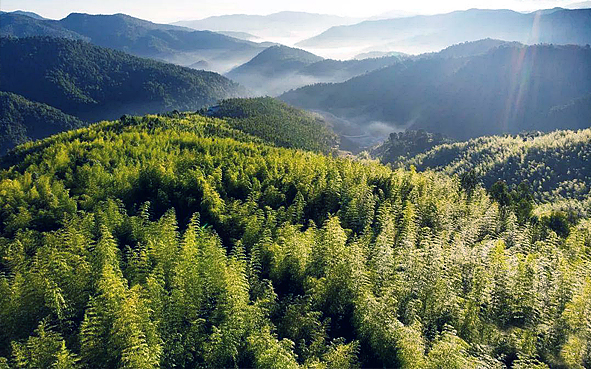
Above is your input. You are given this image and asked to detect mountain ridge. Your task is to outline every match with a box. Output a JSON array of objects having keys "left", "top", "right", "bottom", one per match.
[
  {"left": 0, "top": 12, "right": 269, "bottom": 72},
  {"left": 296, "top": 8, "right": 591, "bottom": 56}
]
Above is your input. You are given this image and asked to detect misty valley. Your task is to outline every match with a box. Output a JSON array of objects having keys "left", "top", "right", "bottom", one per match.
[{"left": 0, "top": 3, "right": 591, "bottom": 369}]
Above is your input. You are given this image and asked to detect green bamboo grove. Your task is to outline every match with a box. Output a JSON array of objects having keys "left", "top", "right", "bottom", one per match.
[{"left": 0, "top": 113, "right": 589, "bottom": 368}]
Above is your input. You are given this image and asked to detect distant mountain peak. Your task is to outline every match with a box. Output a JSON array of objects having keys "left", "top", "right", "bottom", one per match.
[{"left": 0, "top": 10, "right": 47, "bottom": 20}]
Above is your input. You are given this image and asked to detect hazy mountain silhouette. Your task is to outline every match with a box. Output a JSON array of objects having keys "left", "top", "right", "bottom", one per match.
[
  {"left": 173, "top": 11, "right": 361, "bottom": 44},
  {"left": 188, "top": 60, "right": 212, "bottom": 70},
  {"left": 216, "top": 31, "right": 261, "bottom": 41},
  {"left": 297, "top": 8, "right": 591, "bottom": 57},
  {"left": 226, "top": 45, "right": 324, "bottom": 95},
  {"left": 231, "top": 39, "right": 513, "bottom": 99},
  {"left": 354, "top": 51, "right": 408, "bottom": 60}
]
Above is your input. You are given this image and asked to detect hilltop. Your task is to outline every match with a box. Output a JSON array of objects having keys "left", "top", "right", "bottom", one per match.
[
  {"left": 374, "top": 128, "right": 591, "bottom": 201},
  {"left": 202, "top": 97, "right": 338, "bottom": 152},
  {"left": 226, "top": 45, "right": 325, "bottom": 95}
]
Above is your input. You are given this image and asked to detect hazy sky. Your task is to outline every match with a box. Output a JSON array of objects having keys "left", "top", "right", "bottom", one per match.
[{"left": 0, "top": 0, "right": 579, "bottom": 23}]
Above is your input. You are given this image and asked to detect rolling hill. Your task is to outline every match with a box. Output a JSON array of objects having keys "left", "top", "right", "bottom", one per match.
[
  {"left": 281, "top": 43, "right": 591, "bottom": 142},
  {"left": 369, "top": 130, "right": 454, "bottom": 165},
  {"left": 229, "top": 39, "right": 509, "bottom": 97},
  {"left": 202, "top": 97, "right": 338, "bottom": 152},
  {"left": 297, "top": 8, "right": 591, "bottom": 56},
  {"left": 0, "top": 92, "right": 85, "bottom": 154},
  {"left": 0, "top": 37, "right": 246, "bottom": 121},
  {"left": 0, "top": 12, "right": 268, "bottom": 72},
  {"left": 427, "top": 38, "right": 523, "bottom": 58}
]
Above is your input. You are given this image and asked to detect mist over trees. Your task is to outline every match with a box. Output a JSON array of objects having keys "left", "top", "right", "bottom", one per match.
[{"left": 226, "top": 45, "right": 408, "bottom": 96}]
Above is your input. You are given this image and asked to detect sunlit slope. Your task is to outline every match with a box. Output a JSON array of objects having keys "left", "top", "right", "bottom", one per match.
[
  {"left": 401, "top": 129, "right": 591, "bottom": 201},
  {"left": 0, "top": 112, "right": 589, "bottom": 368}
]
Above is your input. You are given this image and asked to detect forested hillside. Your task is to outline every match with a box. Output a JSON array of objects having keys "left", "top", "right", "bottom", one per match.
[
  {"left": 202, "top": 97, "right": 338, "bottom": 152},
  {"left": 543, "top": 94, "right": 591, "bottom": 131},
  {"left": 281, "top": 44, "right": 591, "bottom": 141},
  {"left": 377, "top": 129, "right": 591, "bottom": 201},
  {"left": 0, "top": 92, "right": 85, "bottom": 154},
  {"left": 0, "top": 37, "right": 246, "bottom": 121},
  {"left": 228, "top": 39, "right": 520, "bottom": 98},
  {"left": 0, "top": 113, "right": 589, "bottom": 368}
]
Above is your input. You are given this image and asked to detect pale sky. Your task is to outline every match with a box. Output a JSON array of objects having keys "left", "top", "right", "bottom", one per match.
[{"left": 0, "top": 0, "right": 578, "bottom": 23}]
